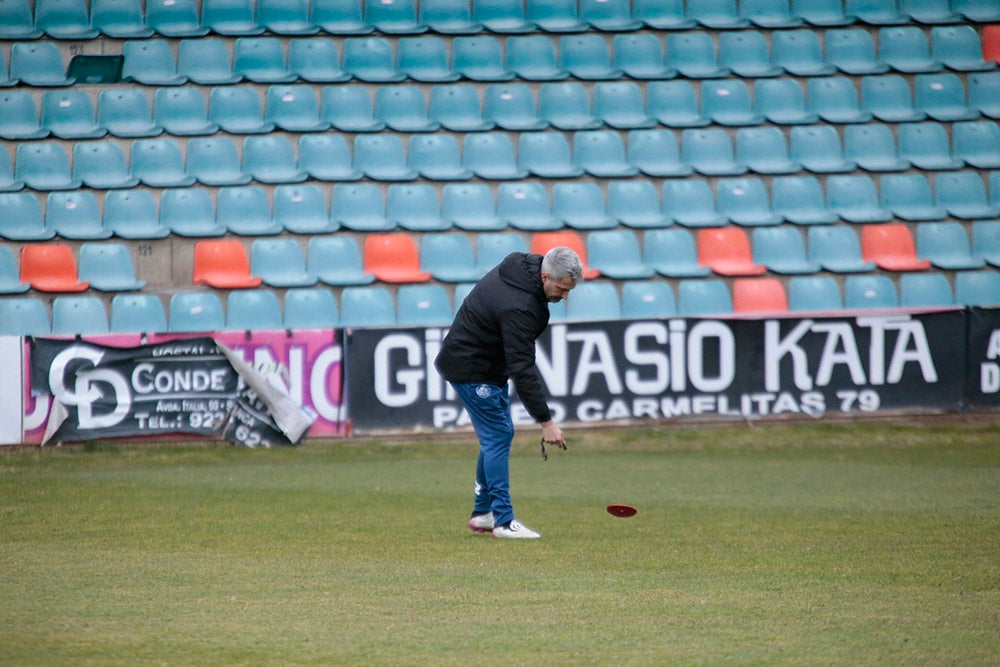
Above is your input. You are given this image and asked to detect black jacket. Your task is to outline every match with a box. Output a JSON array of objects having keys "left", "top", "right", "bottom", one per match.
[{"left": 434, "top": 252, "right": 552, "bottom": 423}]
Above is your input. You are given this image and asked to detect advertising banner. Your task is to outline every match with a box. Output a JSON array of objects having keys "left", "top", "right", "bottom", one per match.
[
  {"left": 345, "top": 311, "right": 966, "bottom": 432},
  {"left": 23, "top": 330, "right": 346, "bottom": 444},
  {"left": 28, "top": 335, "right": 317, "bottom": 446},
  {"left": 965, "top": 308, "right": 1000, "bottom": 409}
]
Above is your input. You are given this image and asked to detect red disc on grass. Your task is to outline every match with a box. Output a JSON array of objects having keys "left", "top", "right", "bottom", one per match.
[{"left": 606, "top": 503, "right": 637, "bottom": 518}]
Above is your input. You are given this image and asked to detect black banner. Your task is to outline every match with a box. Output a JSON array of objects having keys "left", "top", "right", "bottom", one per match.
[
  {"left": 965, "top": 308, "right": 1000, "bottom": 409},
  {"left": 345, "top": 311, "right": 967, "bottom": 432},
  {"left": 29, "top": 337, "right": 309, "bottom": 446}
]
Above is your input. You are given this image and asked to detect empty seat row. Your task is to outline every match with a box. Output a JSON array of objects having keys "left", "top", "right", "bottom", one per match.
[
  {"left": 4, "top": 0, "right": 999, "bottom": 41},
  {"left": 5, "top": 73, "right": 1000, "bottom": 142},
  {"left": 5, "top": 266, "right": 999, "bottom": 338},
  {"left": 107, "top": 27, "right": 998, "bottom": 89},
  {"left": 4, "top": 122, "right": 998, "bottom": 195},
  {"left": 0, "top": 242, "right": 142, "bottom": 294}
]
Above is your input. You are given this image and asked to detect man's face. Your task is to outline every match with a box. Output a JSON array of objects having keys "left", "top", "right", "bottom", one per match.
[{"left": 541, "top": 272, "right": 577, "bottom": 303}]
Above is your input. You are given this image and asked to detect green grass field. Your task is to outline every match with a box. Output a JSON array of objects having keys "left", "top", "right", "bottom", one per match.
[{"left": 1, "top": 420, "right": 998, "bottom": 666}]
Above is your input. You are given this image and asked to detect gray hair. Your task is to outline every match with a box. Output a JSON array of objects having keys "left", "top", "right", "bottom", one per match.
[{"left": 542, "top": 246, "right": 584, "bottom": 284}]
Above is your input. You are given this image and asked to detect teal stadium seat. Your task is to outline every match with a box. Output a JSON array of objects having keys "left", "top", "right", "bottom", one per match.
[
  {"left": 968, "top": 72, "right": 1000, "bottom": 119},
  {"left": 525, "top": 0, "right": 586, "bottom": 32},
  {"left": 687, "top": 0, "right": 749, "bottom": 28},
  {"left": 0, "top": 149, "right": 19, "bottom": 192},
  {"left": 93, "top": 0, "right": 153, "bottom": 38},
  {"left": 307, "top": 236, "right": 375, "bottom": 285},
  {"left": 283, "top": 288, "right": 339, "bottom": 330},
  {"left": 103, "top": 190, "right": 170, "bottom": 239},
  {"left": 78, "top": 242, "right": 145, "bottom": 291},
  {"left": 452, "top": 36, "right": 514, "bottom": 81},
  {"left": 553, "top": 182, "right": 616, "bottom": 230},
  {"left": 953, "top": 0, "right": 1000, "bottom": 21},
  {"left": 168, "top": 293, "right": 225, "bottom": 333},
  {"left": 251, "top": 238, "right": 317, "bottom": 287},
  {"left": 342, "top": 37, "right": 405, "bottom": 82},
  {"left": 666, "top": 32, "right": 730, "bottom": 78},
  {"left": 475, "top": 233, "right": 528, "bottom": 273},
  {"left": 309, "top": 0, "right": 371, "bottom": 34},
  {"left": 880, "top": 173, "right": 947, "bottom": 221},
  {"left": 934, "top": 171, "right": 1000, "bottom": 219},
  {"left": 917, "top": 221, "right": 986, "bottom": 269},
  {"left": 612, "top": 33, "right": 676, "bottom": 79},
  {"left": 861, "top": 74, "right": 927, "bottom": 122},
  {"left": 330, "top": 184, "right": 391, "bottom": 231},
  {"left": 41, "top": 90, "right": 105, "bottom": 140},
  {"left": 953, "top": 121, "right": 1000, "bottom": 168},
  {"left": 914, "top": 72, "right": 978, "bottom": 121},
  {"left": 201, "top": 0, "right": 261, "bottom": 35},
  {"left": 98, "top": 88, "right": 164, "bottom": 137},
  {"left": 36, "top": 0, "right": 98, "bottom": 39},
  {"left": 15, "top": 143, "right": 80, "bottom": 190},
  {"left": 0, "top": 0, "right": 41, "bottom": 39},
  {"left": 788, "top": 276, "right": 844, "bottom": 312},
  {"left": 772, "top": 29, "right": 836, "bottom": 76},
  {"left": 573, "top": 130, "right": 638, "bottom": 177},
  {"left": 715, "top": 177, "right": 783, "bottom": 227},
  {"left": 807, "top": 76, "right": 874, "bottom": 123},
  {"left": 234, "top": 37, "right": 297, "bottom": 83},
  {"left": 538, "top": 81, "right": 600, "bottom": 129},
  {"left": 0, "top": 193, "right": 53, "bottom": 241},
  {"left": 397, "top": 285, "right": 453, "bottom": 327},
  {"left": 121, "top": 40, "right": 187, "bottom": 86},
  {"left": 462, "top": 133, "right": 527, "bottom": 179},
  {"left": 496, "top": 182, "right": 559, "bottom": 231},
  {"left": 580, "top": 0, "right": 641, "bottom": 31},
  {"left": 701, "top": 79, "right": 764, "bottom": 126},
  {"left": 742, "top": 0, "right": 804, "bottom": 27},
  {"left": 353, "top": 134, "right": 418, "bottom": 181},
  {"left": 718, "top": 30, "right": 782, "bottom": 77},
  {"left": 72, "top": 141, "right": 138, "bottom": 189},
  {"left": 955, "top": 271, "right": 1000, "bottom": 306},
  {"left": 931, "top": 25, "right": 995, "bottom": 71},
  {"left": 594, "top": 81, "right": 656, "bottom": 129},
  {"left": 185, "top": 137, "right": 251, "bottom": 186},
  {"left": 736, "top": 126, "right": 800, "bottom": 175},
  {"left": 793, "top": 0, "right": 854, "bottom": 25},
  {"left": 298, "top": 134, "right": 362, "bottom": 181},
  {"left": 397, "top": 36, "right": 461, "bottom": 81},
  {"left": 429, "top": 85, "right": 494, "bottom": 131},
  {"left": 662, "top": 179, "right": 726, "bottom": 227},
  {"left": 607, "top": 180, "right": 669, "bottom": 228},
  {"left": 844, "top": 123, "right": 910, "bottom": 171},
  {"left": 0, "top": 298, "right": 50, "bottom": 335},
  {"left": 484, "top": 83, "right": 547, "bottom": 130},
  {"left": 217, "top": 186, "right": 283, "bottom": 235},
  {"left": 289, "top": 38, "right": 349, "bottom": 82},
  {"left": 473, "top": 0, "right": 534, "bottom": 33},
  {"left": 900, "top": 273, "right": 954, "bottom": 308},
  {"left": 633, "top": 0, "right": 695, "bottom": 29},
  {"left": 130, "top": 138, "right": 195, "bottom": 187},
  {"left": 10, "top": 43, "right": 74, "bottom": 87},
  {"left": 420, "top": 233, "right": 482, "bottom": 282},
  {"left": 845, "top": 275, "right": 899, "bottom": 310},
  {"left": 385, "top": 184, "right": 448, "bottom": 231},
  {"left": 321, "top": 86, "right": 385, "bottom": 131},
  {"left": 771, "top": 175, "right": 838, "bottom": 225},
  {"left": 621, "top": 281, "right": 677, "bottom": 319},
  {"left": 153, "top": 87, "right": 219, "bottom": 135},
  {"left": 265, "top": 84, "right": 329, "bottom": 132},
  {"left": 340, "top": 286, "right": 396, "bottom": 328},
  {"left": 558, "top": 33, "right": 622, "bottom": 80},
  {"left": 565, "top": 282, "right": 621, "bottom": 322},
  {"left": 51, "top": 296, "right": 109, "bottom": 336},
  {"left": 826, "top": 174, "right": 893, "bottom": 222},
  {"left": 146, "top": 0, "right": 206, "bottom": 36},
  {"left": 0, "top": 91, "right": 48, "bottom": 140},
  {"left": 242, "top": 134, "right": 307, "bottom": 184},
  {"left": 826, "top": 29, "right": 889, "bottom": 75},
  {"left": 972, "top": 220, "right": 1000, "bottom": 266},
  {"left": 643, "top": 228, "right": 712, "bottom": 277},
  {"left": 257, "top": 0, "right": 318, "bottom": 35},
  {"left": 0, "top": 247, "right": 29, "bottom": 294},
  {"left": 506, "top": 35, "right": 569, "bottom": 80},
  {"left": 159, "top": 188, "right": 227, "bottom": 237},
  {"left": 375, "top": 85, "right": 439, "bottom": 132},
  {"left": 407, "top": 134, "right": 473, "bottom": 180},
  {"left": 364, "top": 0, "right": 424, "bottom": 34},
  {"left": 681, "top": 128, "right": 747, "bottom": 176},
  {"left": 902, "top": 0, "right": 962, "bottom": 24},
  {"left": 628, "top": 128, "right": 693, "bottom": 177},
  {"left": 272, "top": 184, "right": 337, "bottom": 234},
  {"left": 518, "top": 132, "right": 583, "bottom": 178},
  {"left": 45, "top": 190, "right": 111, "bottom": 240},
  {"left": 807, "top": 226, "right": 877, "bottom": 273},
  {"left": 209, "top": 86, "right": 275, "bottom": 134},
  {"left": 587, "top": 229, "right": 654, "bottom": 279},
  {"left": 177, "top": 38, "right": 242, "bottom": 84},
  {"left": 421, "top": 0, "right": 481, "bottom": 34},
  {"left": 790, "top": 125, "right": 855, "bottom": 173},
  {"left": 752, "top": 226, "right": 821, "bottom": 274},
  {"left": 110, "top": 294, "right": 168, "bottom": 334},
  {"left": 898, "top": 121, "right": 963, "bottom": 169},
  {"left": 226, "top": 289, "right": 284, "bottom": 332},
  {"left": 441, "top": 184, "right": 504, "bottom": 231},
  {"left": 846, "top": 0, "right": 907, "bottom": 25},
  {"left": 678, "top": 279, "right": 733, "bottom": 316},
  {"left": 878, "top": 26, "right": 942, "bottom": 73},
  {"left": 754, "top": 78, "right": 819, "bottom": 125}
]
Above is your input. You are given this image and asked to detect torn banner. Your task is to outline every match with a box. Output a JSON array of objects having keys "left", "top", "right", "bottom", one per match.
[{"left": 30, "top": 337, "right": 315, "bottom": 447}]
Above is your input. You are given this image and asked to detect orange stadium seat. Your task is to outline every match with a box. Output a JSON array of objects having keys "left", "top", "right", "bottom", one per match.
[
  {"left": 363, "top": 233, "right": 431, "bottom": 283},
  {"left": 192, "top": 239, "right": 263, "bottom": 289},
  {"left": 20, "top": 243, "right": 89, "bottom": 292}
]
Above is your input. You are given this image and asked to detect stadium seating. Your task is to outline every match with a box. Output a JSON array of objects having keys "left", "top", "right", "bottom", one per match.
[
  {"left": 621, "top": 280, "right": 677, "bottom": 319},
  {"left": 162, "top": 188, "right": 226, "bottom": 238},
  {"left": 110, "top": 294, "right": 168, "bottom": 334},
  {"left": 282, "top": 288, "right": 339, "bottom": 329},
  {"left": 643, "top": 228, "right": 712, "bottom": 278},
  {"left": 307, "top": 236, "right": 374, "bottom": 285},
  {"left": 20, "top": 243, "right": 89, "bottom": 292},
  {"left": 0, "top": 246, "right": 29, "bottom": 294},
  {"left": 51, "top": 296, "right": 110, "bottom": 336},
  {"left": 167, "top": 292, "right": 225, "bottom": 333},
  {"left": 397, "top": 284, "right": 453, "bottom": 326},
  {"left": 363, "top": 234, "right": 431, "bottom": 283},
  {"left": 697, "top": 227, "right": 767, "bottom": 276},
  {"left": 78, "top": 243, "right": 146, "bottom": 291},
  {"left": 226, "top": 289, "right": 284, "bottom": 332},
  {"left": 192, "top": 239, "right": 263, "bottom": 289},
  {"left": 732, "top": 278, "right": 789, "bottom": 314}
]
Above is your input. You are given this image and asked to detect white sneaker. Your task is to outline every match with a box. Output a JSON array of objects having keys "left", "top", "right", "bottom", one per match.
[
  {"left": 492, "top": 519, "right": 541, "bottom": 539},
  {"left": 468, "top": 512, "right": 494, "bottom": 533}
]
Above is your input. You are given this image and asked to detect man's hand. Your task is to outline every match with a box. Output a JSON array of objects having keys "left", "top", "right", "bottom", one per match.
[{"left": 540, "top": 420, "right": 567, "bottom": 450}]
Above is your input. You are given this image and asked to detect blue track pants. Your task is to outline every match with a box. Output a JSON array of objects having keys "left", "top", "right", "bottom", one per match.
[{"left": 452, "top": 382, "right": 516, "bottom": 527}]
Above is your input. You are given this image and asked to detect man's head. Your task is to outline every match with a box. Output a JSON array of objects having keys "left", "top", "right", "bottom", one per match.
[{"left": 540, "top": 247, "right": 584, "bottom": 303}]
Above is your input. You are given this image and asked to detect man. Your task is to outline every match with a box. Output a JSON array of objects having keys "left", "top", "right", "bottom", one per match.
[{"left": 435, "top": 246, "right": 583, "bottom": 539}]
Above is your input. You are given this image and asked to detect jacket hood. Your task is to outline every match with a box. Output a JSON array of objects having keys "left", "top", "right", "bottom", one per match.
[{"left": 497, "top": 252, "right": 544, "bottom": 299}]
